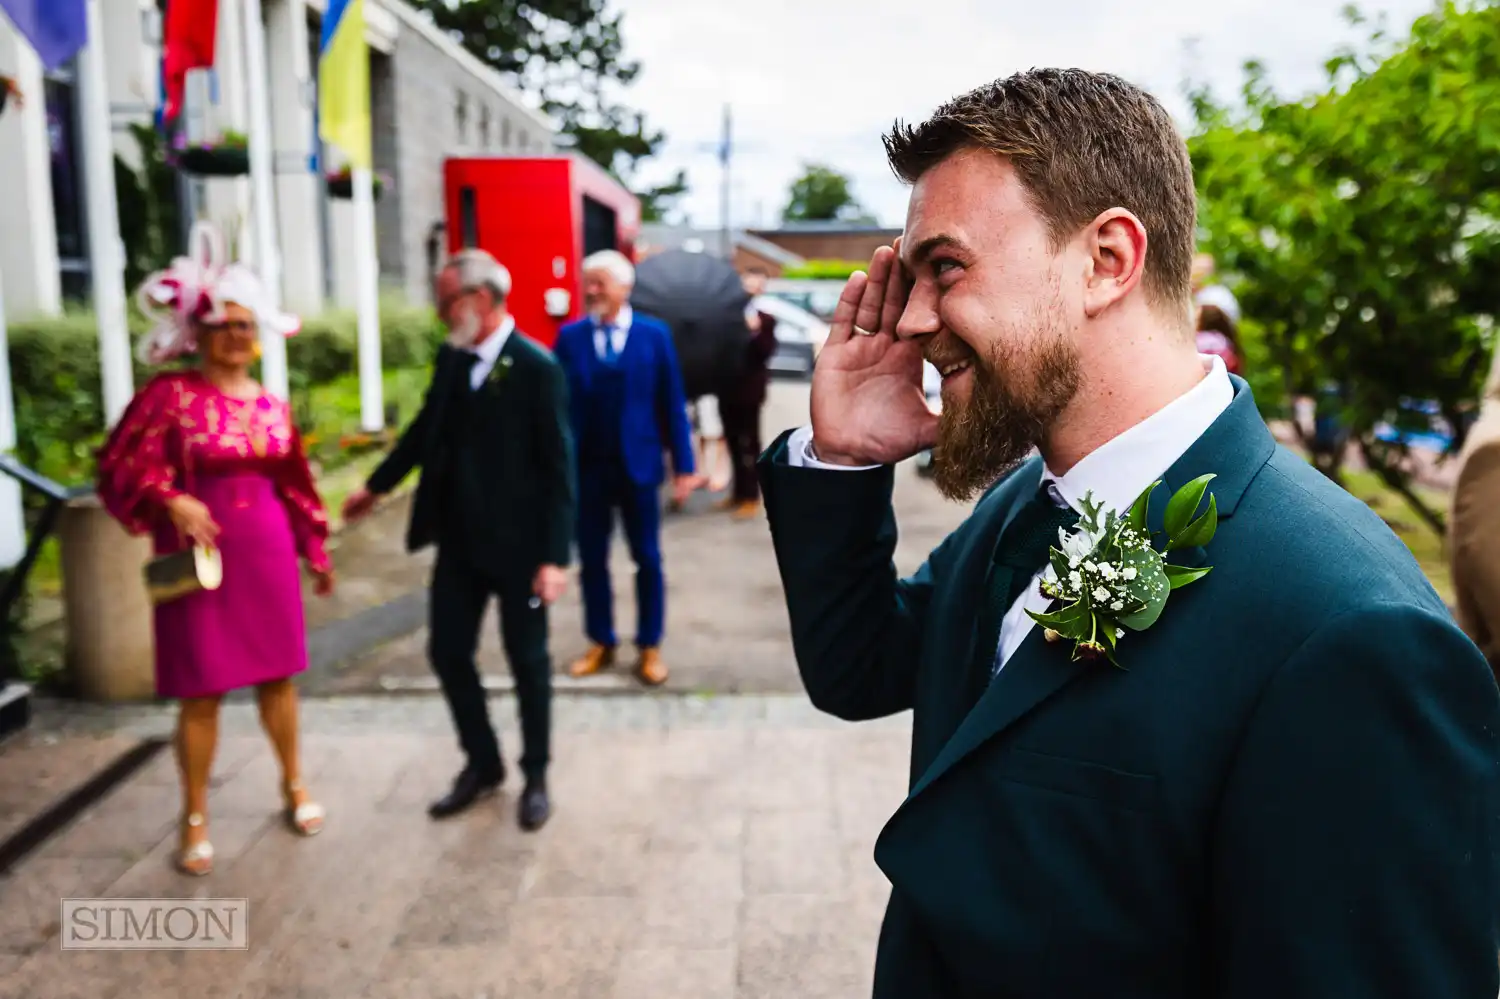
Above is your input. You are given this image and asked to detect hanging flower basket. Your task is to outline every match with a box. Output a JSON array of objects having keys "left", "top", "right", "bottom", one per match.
[
  {"left": 176, "top": 132, "right": 251, "bottom": 178},
  {"left": 0, "top": 76, "right": 19, "bottom": 119},
  {"left": 326, "top": 168, "right": 386, "bottom": 201}
]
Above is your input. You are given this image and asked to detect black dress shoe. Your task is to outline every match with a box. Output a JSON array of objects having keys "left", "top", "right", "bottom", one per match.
[
  {"left": 428, "top": 763, "right": 504, "bottom": 819},
  {"left": 518, "top": 780, "right": 550, "bottom": 831}
]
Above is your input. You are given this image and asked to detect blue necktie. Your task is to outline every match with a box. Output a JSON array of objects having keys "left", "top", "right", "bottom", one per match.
[{"left": 600, "top": 325, "right": 618, "bottom": 364}]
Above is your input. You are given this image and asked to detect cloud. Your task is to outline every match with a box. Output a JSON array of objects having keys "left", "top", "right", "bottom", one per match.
[{"left": 614, "top": 0, "right": 1435, "bottom": 228}]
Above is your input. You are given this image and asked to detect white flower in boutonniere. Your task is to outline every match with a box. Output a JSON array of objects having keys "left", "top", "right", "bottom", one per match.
[
  {"left": 1032, "top": 474, "right": 1218, "bottom": 668},
  {"left": 486, "top": 355, "right": 515, "bottom": 393}
]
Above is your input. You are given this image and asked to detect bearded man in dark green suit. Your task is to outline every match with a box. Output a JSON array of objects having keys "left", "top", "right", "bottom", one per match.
[{"left": 760, "top": 69, "right": 1500, "bottom": 998}]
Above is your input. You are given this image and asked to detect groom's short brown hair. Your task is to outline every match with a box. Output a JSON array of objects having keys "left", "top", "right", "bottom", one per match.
[{"left": 884, "top": 68, "right": 1196, "bottom": 317}]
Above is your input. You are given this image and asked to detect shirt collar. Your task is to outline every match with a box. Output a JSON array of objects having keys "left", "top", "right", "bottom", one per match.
[
  {"left": 472, "top": 314, "right": 515, "bottom": 365},
  {"left": 597, "top": 306, "right": 632, "bottom": 332},
  {"left": 1043, "top": 354, "right": 1234, "bottom": 516}
]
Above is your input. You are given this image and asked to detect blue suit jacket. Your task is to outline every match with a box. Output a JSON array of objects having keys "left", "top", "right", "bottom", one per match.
[
  {"left": 553, "top": 312, "right": 696, "bottom": 487},
  {"left": 761, "top": 377, "right": 1500, "bottom": 998}
]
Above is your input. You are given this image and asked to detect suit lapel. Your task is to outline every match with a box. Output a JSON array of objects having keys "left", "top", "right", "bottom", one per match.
[
  {"left": 908, "top": 619, "right": 1087, "bottom": 803},
  {"left": 898, "top": 377, "right": 1277, "bottom": 810},
  {"left": 421, "top": 347, "right": 465, "bottom": 454},
  {"left": 947, "top": 461, "right": 1045, "bottom": 692}
]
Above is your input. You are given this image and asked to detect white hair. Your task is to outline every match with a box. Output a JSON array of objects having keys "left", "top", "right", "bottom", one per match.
[
  {"left": 445, "top": 249, "right": 513, "bottom": 302},
  {"left": 582, "top": 249, "right": 635, "bottom": 287}
]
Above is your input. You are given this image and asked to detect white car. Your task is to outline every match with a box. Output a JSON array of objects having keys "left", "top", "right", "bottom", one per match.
[
  {"left": 754, "top": 295, "right": 831, "bottom": 376},
  {"left": 915, "top": 361, "right": 942, "bottom": 477}
]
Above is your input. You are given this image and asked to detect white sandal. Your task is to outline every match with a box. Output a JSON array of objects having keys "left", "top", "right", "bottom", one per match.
[
  {"left": 282, "top": 780, "right": 325, "bottom": 837},
  {"left": 175, "top": 813, "right": 214, "bottom": 877}
]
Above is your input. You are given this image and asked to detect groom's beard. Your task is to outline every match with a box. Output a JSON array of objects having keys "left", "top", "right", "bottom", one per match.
[{"left": 929, "top": 329, "right": 1081, "bottom": 503}]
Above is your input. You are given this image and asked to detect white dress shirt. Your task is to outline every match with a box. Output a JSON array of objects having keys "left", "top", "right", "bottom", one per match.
[
  {"left": 789, "top": 354, "right": 1235, "bottom": 671},
  {"left": 467, "top": 315, "right": 515, "bottom": 390},
  {"left": 593, "top": 306, "right": 633, "bottom": 360}
]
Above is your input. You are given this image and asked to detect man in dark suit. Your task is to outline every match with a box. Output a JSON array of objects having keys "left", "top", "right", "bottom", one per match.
[
  {"left": 553, "top": 249, "right": 697, "bottom": 687},
  {"left": 761, "top": 69, "right": 1500, "bottom": 997},
  {"left": 717, "top": 266, "right": 778, "bottom": 520},
  {"left": 342, "top": 249, "right": 573, "bottom": 831}
]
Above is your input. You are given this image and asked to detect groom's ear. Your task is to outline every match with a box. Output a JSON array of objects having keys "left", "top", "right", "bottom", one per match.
[{"left": 1080, "top": 208, "right": 1148, "bottom": 318}]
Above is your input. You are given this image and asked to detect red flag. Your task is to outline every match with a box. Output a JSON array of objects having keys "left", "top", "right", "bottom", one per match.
[{"left": 162, "top": 0, "right": 218, "bottom": 124}]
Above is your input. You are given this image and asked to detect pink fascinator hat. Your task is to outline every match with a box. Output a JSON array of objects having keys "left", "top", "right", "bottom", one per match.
[{"left": 134, "top": 221, "right": 301, "bottom": 366}]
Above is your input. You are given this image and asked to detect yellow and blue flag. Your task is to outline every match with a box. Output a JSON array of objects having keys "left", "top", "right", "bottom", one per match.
[{"left": 318, "top": 0, "right": 371, "bottom": 169}]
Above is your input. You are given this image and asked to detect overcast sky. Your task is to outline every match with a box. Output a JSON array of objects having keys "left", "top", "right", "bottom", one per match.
[{"left": 609, "top": 0, "right": 1437, "bottom": 229}]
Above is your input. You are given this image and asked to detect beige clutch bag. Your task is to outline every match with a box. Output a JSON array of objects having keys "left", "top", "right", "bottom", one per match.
[{"left": 145, "top": 545, "right": 224, "bottom": 605}]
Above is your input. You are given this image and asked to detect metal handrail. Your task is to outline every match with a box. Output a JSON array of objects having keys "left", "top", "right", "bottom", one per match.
[{"left": 0, "top": 455, "right": 91, "bottom": 691}]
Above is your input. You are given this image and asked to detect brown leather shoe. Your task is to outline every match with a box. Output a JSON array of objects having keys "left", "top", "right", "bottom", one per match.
[
  {"left": 635, "top": 647, "right": 669, "bottom": 686},
  {"left": 569, "top": 644, "right": 615, "bottom": 678},
  {"left": 730, "top": 500, "right": 761, "bottom": 520}
]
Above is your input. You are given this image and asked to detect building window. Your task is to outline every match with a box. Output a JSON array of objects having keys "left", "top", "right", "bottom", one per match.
[
  {"left": 518, "top": 130, "right": 529, "bottom": 151},
  {"left": 479, "top": 105, "right": 490, "bottom": 149},
  {"left": 501, "top": 117, "right": 511, "bottom": 149},
  {"left": 454, "top": 90, "right": 469, "bottom": 144}
]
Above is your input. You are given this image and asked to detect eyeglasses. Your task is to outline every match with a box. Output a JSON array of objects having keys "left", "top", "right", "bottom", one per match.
[{"left": 202, "top": 318, "right": 257, "bottom": 337}]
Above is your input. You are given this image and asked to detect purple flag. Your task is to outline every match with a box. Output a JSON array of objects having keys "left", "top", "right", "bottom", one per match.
[{"left": 0, "top": 0, "right": 88, "bottom": 71}]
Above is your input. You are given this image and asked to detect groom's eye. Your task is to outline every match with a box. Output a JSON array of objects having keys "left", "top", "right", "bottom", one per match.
[{"left": 931, "top": 258, "right": 962, "bottom": 284}]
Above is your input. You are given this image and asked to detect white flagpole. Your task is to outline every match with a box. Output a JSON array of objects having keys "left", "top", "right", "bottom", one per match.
[
  {"left": 242, "top": 0, "right": 289, "bottom": 400},
  {"left": 0, "top": 269, "right": 27, "bottom": 570},
  {"left": 353, "top": 166, "right": 383, "bottom": 432},
  {"left": 77, "top": 0, "right": 133, "bottom": 427}
]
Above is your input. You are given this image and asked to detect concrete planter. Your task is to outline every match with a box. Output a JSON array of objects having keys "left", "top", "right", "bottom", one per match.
[{"left": 58, "top": 496, "right": 156, "bottom": 702}]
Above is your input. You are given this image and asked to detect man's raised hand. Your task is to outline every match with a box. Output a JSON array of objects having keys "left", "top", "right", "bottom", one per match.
[{"left": 807, "top": 244, "right": 937, "bottom": 466}]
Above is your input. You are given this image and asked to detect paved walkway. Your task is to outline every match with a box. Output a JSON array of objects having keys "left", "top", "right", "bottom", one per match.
[{"left": 1, "top": 694, "right": 908, "bottom": 999}]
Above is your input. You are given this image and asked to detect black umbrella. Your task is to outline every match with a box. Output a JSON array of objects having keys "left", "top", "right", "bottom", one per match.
[{"left": 630, "top": 249, "right": 751, "bottom": 400}]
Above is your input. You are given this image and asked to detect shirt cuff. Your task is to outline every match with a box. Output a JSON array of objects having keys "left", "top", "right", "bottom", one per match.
[{"left": 785, "top": 426, "right": 883, "bottom": 471}]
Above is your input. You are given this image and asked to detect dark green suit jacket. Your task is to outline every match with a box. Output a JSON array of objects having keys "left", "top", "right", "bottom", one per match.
[
  {"left": 369, "top": 333, "right": 575, "bottom": 575},
  {"left": 761, "top": 380, "right": 1500, "bottom": 998}
]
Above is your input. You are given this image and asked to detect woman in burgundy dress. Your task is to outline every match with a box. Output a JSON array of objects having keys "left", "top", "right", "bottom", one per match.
[{"left": 96, "top": 224, "right": 334, "bottom": 876}]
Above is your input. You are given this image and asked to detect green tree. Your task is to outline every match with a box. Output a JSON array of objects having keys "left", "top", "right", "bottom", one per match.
[
  {"left": 405, "top": 0, "right": 687, "bottom": 220},
  {"left": 782, "top": 163, "right": 873, "bottom": 223},
  {"left": 1188, "top": 0, "right": 1500, "bottom": 531}
]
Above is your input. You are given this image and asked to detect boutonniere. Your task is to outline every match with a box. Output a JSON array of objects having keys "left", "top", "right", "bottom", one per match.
[
  {"left": 1029, "top": 474, "right": 1218, "bottom": 667},
  {"left": 485, "top": 355, "right": 514, "bottom": 393}
]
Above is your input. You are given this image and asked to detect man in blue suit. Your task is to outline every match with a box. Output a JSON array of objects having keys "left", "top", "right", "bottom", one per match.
[{"left": 554, "top": 250, "right": 697, "bottom": 686}]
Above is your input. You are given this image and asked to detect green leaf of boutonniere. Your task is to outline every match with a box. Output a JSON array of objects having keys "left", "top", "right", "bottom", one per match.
[
  {"left": 1164, "top": 473, "right": 1215, "bottom": 539},
  {"left": 1167, "top": 493, "right": 1218, "bottom": 551},
  {"left": 1028, "top": 599, "right": 1093, "bottom": 643},
  {"left": 1033, "top": 474, "right": 1219, "bottom": 669},
  {"left": 1126, "top": 480, "right": 1158, "bottom": 533},
  {"left": 1165, "top": 563, "right": 1213, "bottom": 589}
]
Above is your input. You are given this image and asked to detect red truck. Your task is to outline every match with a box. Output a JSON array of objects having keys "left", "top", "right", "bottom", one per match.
[{"left": 443, "top": 153, "right": 641, "bottom": 350}]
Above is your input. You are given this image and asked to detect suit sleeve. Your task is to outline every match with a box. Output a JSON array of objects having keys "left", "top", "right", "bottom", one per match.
[
  {"left": 749, "top": 313, "right": 778, "bottom": 366},
  {"left": 534, "top": 356, "right": 576, "bottom": 567},
  {"left": 1210, "top": 602, "right": 1500, "bottom": 998},
  {"left": 1450, "top": 439, "right": 1500, "bottom": 671},
  {"left": 654, "top": 324, "right": 697, "bottom": 477},
  {"left": 759, "top": 429, "right": 954, "bottom": 721},
  {"left": 367, "top": 354, "right": 445, "bottom": 495}
]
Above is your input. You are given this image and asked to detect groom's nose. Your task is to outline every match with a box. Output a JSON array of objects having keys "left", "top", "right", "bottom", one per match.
[{"left": 895, "top": 280, "right": 940, "bottom": 343}]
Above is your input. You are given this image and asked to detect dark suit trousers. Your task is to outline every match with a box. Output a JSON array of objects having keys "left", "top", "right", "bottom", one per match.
[
  {"left": 720, "top": 398, "right": 763, "bottom": 503},
  {"left": 428, "top": 546, "right": 551, "bottom": 780}
]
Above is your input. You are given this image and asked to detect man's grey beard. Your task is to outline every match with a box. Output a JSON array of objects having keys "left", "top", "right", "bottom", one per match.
[
  {"left": 931, "top": 337, "right": 1082, "bottom": 503},
  {"left": 447, "top": 311, "right": 482, "bottom": 349}
]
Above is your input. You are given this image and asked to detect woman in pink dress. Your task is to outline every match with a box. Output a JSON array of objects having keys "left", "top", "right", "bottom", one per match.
[{"left": 96, "top": 224, "right": 334, "bottom": 876}]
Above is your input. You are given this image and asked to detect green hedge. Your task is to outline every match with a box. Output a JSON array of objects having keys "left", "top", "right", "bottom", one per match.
[
  {"left": 780, "top": 259, "right": 867, "bottom": 280},
  {"left": 6, "top": 297, "right": 440, "bottom": 489}
]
